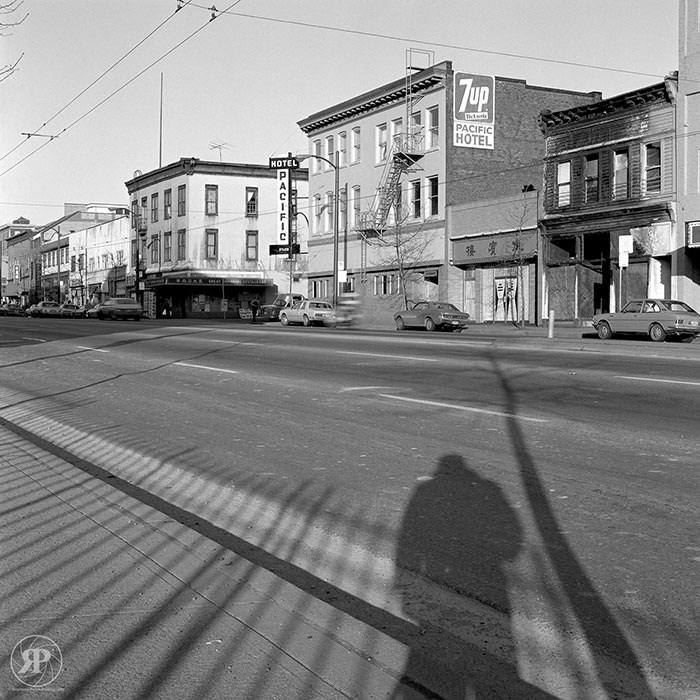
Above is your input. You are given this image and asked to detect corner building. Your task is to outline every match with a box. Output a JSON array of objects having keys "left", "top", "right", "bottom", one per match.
[
  {"left": 125, "top": 158, "right": 308, "bottom": 318},
  {"left": 297, "top": 59, "right": 600, "bottom": 323}
]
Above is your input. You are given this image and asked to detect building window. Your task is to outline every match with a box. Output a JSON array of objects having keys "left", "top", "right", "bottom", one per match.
[
  {"left": 246, "top": 230, "right": 258, "bottom": 261},
  {"left": 339, "top": 187, "right": 347, "bottom": 232},
  {"left": 163, "top": 231, "right": 172, "bottom": 262},
  {"left": 411, "top": 179, "right": 422, "bottom": 218},
  {"left": 246, "top": 187, "right": 258, "bottom": 217},
  {"left": 177, "top": 185, "right": 186, "bottom": 216},
  {"left": 351, "top": 185, "right": 361, "bottom": 227},
  {"left": 177, "top": 229, "right": 186, "bottom": 260},
  {"left": 311, "top": 279, "right": 328, "bottom": 298},
  {"left": 338, "top": 131, "right": 347, "bottom": 167},
  {"left": 376, "top": 123, "right": 388, "bottom": 162},
  {"left": 324, "top": 191, "right": 334, "bottom": 232},
  {"left": 645, "top": 143, "right": 661, "bottom": 193},
  {"left": 410, "top": 110, "right": 422, "bottom": 135},
  {"left": 151, "top": 193, "right": 159, "bottom": 222},
  {"left": 584, "top": 155, "right": 599, "bottom": 203},
  {"left": 426, "top": 106, "right": 439, "bottom": 149},
  {"left": 205, "top": 229, "right": 218, "bottom": 259},
  {"left": 164, "top": 189, "right": 172, "bottom": 219},
  {"left": 313, "top": 194, "right": 322, "bottom": 235},
  {"left": 374, "top": 274, "right": 394, "bottom": 295},
  {"left": 391, "top": 117, "right": 403, "bottom": 147},
  {"left": 351, "top": 127, "right": 361, "bottom": 163},
  {"left": 150, "top": 234, "right": 159, "bottom": 264},
  {"left": 557, "top": 161, "right": 571, "bottom": 206},
  {"left": 131, "top": 199, "right": 138, "bottom": 228},
  {"left": 325, "top": 135, "right": 335, "bottom": 168},
  {"left": 613, "top": 149, "right": 629, "bottom": 199},
  {"left": 313, "top": 139, "right": 322, "bottom": 173},
  {"left": 428, "top": 176, "right": 439, "bottom": 216},
  {"left": 205, "top": 184, "right": 218, "bottom": 216}
]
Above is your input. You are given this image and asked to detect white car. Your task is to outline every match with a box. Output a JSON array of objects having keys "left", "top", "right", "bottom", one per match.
[{"left": 279, "top": 300, "right": 335, "bottom": 327}]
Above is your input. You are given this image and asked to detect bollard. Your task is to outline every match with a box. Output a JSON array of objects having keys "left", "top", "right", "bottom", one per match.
[{"left": 547, "top": 309, "right": 555, "bottom": 338}]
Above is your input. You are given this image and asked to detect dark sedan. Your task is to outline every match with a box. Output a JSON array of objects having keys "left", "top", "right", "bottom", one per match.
[{"left": 394, "top": 301, "right": 470, "bottom": 332}]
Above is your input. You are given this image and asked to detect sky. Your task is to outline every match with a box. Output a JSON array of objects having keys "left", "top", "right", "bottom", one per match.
[{"left": 0, "top": 0, "right": 679, "bottom": 227}]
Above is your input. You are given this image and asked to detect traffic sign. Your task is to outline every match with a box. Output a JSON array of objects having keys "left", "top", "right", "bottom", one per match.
[{"left": 269, "top": 244, "right": 300, "bottom": 255}]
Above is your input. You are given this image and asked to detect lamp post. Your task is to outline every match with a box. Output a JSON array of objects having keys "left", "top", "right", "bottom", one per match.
[
  {"left": 131, "top": 206, "right": 147, "bottom": 306},
  {"left": 296, "top": 151, "right": 340, "bottom": 306},
  {"left": 38, "top": 226, "right": 62, "bottom": 302}
]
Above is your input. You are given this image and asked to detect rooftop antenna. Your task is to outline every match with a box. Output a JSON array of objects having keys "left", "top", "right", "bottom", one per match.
[{"left": 209, "top": 140, "right": 231, "bottom": 162}]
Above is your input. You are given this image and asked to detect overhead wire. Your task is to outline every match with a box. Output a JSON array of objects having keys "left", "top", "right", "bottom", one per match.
[{"left": 0, "top": 0, "right": 195, "bottom": 165}]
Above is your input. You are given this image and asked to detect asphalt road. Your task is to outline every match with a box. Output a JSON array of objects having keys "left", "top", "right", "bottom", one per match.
[{"left": 0, "top": 317, "right": 698, "bottom": 698}]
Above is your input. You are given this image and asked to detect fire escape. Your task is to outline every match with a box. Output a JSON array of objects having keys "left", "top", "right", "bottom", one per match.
[{"left": 358, "top": 49, "right": 433, "bottom": 279}]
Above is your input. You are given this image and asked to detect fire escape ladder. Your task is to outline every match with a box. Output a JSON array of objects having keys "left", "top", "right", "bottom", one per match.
[{"left": 358, "top": 136, "right": 424, "bottom": 238}]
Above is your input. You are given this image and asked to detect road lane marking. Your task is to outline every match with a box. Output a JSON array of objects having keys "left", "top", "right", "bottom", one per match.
[
  {"left": 616, "top": 375, "right": 700, "bottom": 387},
  {"left": 337, "top": 350, "right": 437, "bottom": 362},
  {"left": 173, "top": 362, "right": 238, "bottom": 374},
  {"left": 378, "top": 393, "right": 548, "bottom": 423},
  {"left": 76, "top": 346, "right": 110, "bottom": 353},
  {"left": 22, "top": 337, "right": 48, "bottom": 342}
]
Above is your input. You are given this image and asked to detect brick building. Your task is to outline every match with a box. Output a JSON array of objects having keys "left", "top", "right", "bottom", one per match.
[
  {"left": 539, "top": 78, "right": 677, "bottom": 320},
  {"left": 298, "top": 58, "right": 600, "bottom": 324}
]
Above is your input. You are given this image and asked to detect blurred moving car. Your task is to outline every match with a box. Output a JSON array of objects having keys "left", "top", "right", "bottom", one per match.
[
  {"left": 335, "top": 293, "right": 362, "bottom": 327},
  {"left": 92, "top": 297, "right": 143, "bottom": 321},
  {"left": 592, "top": 298, "right": 700, "bottom": 342},
  {"left": 26, "top": 301, "right": 61, "bottom": 317},
  {"left": 394, "top": 301, "right": 470, "bottom": 332},
  {"left": 279, "top": 300, "right": 335, "bottom": 327},
  {"left": 58, "top": 303, "right": 83, "bottom": 318},
  {"left": 260, "top": 293, "right": 306, "bottom": 321}
]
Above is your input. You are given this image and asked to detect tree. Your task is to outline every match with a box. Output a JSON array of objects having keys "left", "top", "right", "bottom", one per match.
[
  {"left": 364, "top": 187, "right": 435, "bottom": 312},
  {"left": 1, "top": 0, "right": 28, "bottom": 83}
]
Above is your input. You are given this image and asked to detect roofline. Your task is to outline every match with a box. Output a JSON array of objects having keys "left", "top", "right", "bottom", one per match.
[
  {"left": 125, "top": 157, "right": 308, "bottom": 192},
  {"left": 539, "top": 74, "right": 678, "bottom": 131}
]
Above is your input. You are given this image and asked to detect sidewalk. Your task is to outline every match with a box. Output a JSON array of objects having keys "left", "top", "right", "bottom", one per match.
[{"left": 0, "top": 423, "right": 417, "bottom": 700}]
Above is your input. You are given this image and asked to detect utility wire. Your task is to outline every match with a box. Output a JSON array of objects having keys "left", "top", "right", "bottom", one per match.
[
  {"left": 0, "top": 0, "right": 245, "bottom": 179},
  {"left": 0, "top": 1, "right": 194, "bottom": 164}
]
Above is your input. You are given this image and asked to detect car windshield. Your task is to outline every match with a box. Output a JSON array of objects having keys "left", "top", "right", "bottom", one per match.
[
  {"left": 621, "top": 301, "right": 643, "bottom": 313},
  {"left": 309, "top": 302, "right": 331, "bottom": 309}
]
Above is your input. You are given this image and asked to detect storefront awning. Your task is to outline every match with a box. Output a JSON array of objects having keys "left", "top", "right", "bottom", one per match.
[{"left": 146, "top": 271, "right": 274, "bottom": 287}]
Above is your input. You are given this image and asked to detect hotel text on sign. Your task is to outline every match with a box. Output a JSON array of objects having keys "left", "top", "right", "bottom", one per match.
[{"left": 453, "top": 72, "right": 495, "bottom": 150}]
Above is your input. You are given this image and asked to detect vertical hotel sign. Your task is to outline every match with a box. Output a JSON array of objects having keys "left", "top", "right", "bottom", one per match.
[
  {"left": 453, "top": 72, "right": 495, "bottom": 150},
  {"left": 270, "top": 156, "right": 299, "bottom": 244}
]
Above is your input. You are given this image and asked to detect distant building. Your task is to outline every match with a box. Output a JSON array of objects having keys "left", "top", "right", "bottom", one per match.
[
  {"left": 125, "top": 158, "right": 309, "bottom": 319},
  {"left": 539, "top": 77, "right": 677, "bottom": 320},
  {"left": 297, "top": 57, "right": 600, "bottom": 324},
  {"left": 2, "top": 218, "right": 39, "bottom": 304},
  {"left": 34, "top": 204, "right": 128, "bottom": 304}
]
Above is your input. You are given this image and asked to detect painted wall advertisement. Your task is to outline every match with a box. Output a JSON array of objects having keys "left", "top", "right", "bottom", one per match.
[{"left": 453, "top": 72, "right": 495, "bottom": 150}]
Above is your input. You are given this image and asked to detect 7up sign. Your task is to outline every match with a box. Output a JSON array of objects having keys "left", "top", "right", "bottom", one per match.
[{"left": 453, "top": 72, "right": 495, "bottom": 150}]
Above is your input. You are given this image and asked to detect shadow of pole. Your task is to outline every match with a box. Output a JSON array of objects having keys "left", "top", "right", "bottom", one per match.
[{"left": 489, "top": 354, "right": 655, "bottom": 698}]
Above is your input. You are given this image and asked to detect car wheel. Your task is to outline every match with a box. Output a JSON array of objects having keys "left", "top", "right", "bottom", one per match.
[
  {"left": 679, "top": 334, "right": 695, "bottom": 343},
  {"left": 302, "top": 314, "right": 311, "bottom": 327},
  {"left": 395, "top": 316, "right": 405, "bottom": 331},
  {"left": 596, "top": 321, "right": 613, "bottom": 340},
  {"left": 280, "top": 314, "right": 289, "bottom": 326},
  {"left": 649, "top": 323, "right": 666, "bottom": 342},
  {"left": 424, "top": 317, "right": 436, "bottom": 332}
]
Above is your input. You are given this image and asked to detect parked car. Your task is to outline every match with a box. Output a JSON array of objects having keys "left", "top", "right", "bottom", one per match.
[
  {"left": 92, "top": 297, "right": 143, "bottom": 321},
  {"left": 279, "top": 299, "right": 335, "bottom": 327},
  {"left": 0, "top": 302, "right": 24, "bottom": 316},
  {"left": 394, "top": 301, "right": 470, "bottom": 332},
  {"left": 592, "top": 298, "right": 700, "bottom": 342},
  {"left": 26, "top": 301, "right": 61, "bottom": 317},
  {"left": 58, "top": 303, "right": 83, "bottom": 318},
  {"left": 260, "top": 293, "right": 306, "bottom": 321}
]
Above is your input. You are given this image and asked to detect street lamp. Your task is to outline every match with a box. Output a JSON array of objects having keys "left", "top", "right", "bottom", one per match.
[
  {"left": 296, "top": 150, "right": 340, "bottom": 306},
  {"left": 38, "top": 225, "right": 63, "bottom": 302},
  {"left": 131, "top": 206, "right": 147, "bottom": 306}
]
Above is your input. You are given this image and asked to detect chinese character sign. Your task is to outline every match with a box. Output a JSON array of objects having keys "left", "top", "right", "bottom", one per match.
[{"left": 453, "top": 72, "right": 495, "bottom": 150}]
